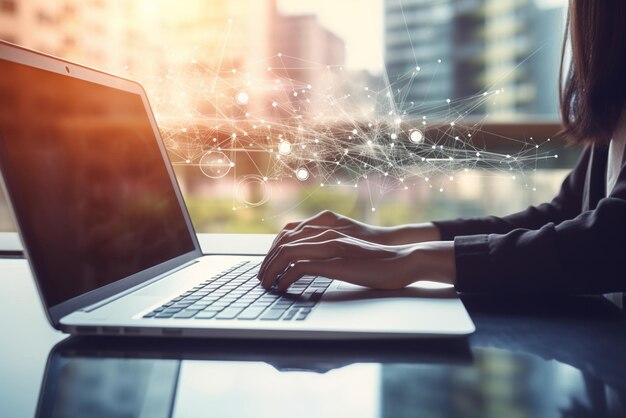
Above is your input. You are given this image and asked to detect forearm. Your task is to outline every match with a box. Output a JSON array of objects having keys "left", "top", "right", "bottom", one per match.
[{"left": 378, "top": 222, "right": 441, "bottom": 245}]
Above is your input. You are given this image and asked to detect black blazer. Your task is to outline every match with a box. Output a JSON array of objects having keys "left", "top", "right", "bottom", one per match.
[{"left": 434, "top": 144, "right": 626, "bottom": 294}]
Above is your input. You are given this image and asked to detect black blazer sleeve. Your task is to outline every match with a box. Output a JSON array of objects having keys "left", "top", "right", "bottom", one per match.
[
  {"left": 445, "top": 152, "right": 626, "bottom": 294},
  {"left": 432, "top": 146, "right": 591, "bottom": 237}
]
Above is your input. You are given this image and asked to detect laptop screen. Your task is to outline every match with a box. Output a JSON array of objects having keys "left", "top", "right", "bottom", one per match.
[{"left": 0, "top": 59, "right": 196, "bottom": 307}]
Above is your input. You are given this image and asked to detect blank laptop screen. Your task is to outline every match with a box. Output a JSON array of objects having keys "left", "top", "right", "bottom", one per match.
[{"left": 0, "top": 59, "right": 196, "bottom": 307}]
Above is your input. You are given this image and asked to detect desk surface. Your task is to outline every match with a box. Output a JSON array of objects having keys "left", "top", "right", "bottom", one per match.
[{"left": 1, "top": 234, "right": 626, "bottom": 418}]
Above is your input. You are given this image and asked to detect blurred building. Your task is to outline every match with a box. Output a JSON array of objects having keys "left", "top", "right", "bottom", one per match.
[
  {"left": 273, "top": 14, "right": 345, "bottom": 83},
  {"left": 0, "top": 0, "right": 171, "bottom": 78},
  {"left": 384, "top": 0, "right": 565, "bottom": 119},
  {"left": 271, "top": 14, "right": 346, "bottom": 115},
  {"left": 0, "top": 0, "right": 345, "bottom": 119}
]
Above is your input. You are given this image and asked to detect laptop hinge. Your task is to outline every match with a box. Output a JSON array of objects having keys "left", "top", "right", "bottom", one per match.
[{"left": 80, "top": 259, "right": 201, "bottom": 313}]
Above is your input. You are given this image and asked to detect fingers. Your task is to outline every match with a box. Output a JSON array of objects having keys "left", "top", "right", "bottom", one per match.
[
  {"left": 272, "top": 258, "right": 407, "bottom": 291},
  {"left": 260, "top": 233, "right": 396, "bottom": 289},
  {"left": 261, "top": 225, "right": 342, "bottom": 278},
  {"left": 268, "top": 210, "right": 342, "bottom": 249},
  {"left": 260, "top": 229, "right": 347, "bottom": 281}
]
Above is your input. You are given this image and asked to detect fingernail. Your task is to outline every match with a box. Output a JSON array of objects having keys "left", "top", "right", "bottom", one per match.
[{"left": 270, "top": 274, "right": 283, "bottom": 290}]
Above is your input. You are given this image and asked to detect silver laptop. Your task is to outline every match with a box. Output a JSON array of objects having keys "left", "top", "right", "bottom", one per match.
[{"left": 0, "top": 41, "right": 475, "bottom": 339}]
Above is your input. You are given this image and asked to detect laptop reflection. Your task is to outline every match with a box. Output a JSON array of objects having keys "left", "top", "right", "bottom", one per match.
[{"left": 35, "top": 336, "right": 471, "bottom": 418}]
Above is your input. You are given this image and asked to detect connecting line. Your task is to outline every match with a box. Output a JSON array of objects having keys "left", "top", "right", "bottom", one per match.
[
  {"left": 145, "top": 20, "right": 558, "bottom": 212},
  {"left": 211, "top": 20, "right": 232, "bottom": 94}
]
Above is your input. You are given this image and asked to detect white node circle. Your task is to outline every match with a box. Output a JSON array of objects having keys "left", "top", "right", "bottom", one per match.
[
  {"left": 199, "top": 151, "right": 232, "bottom": 179},
  {"left": 236, "top": 91, "right": 249, "bottom": 105},
  {"left": 278, "top": 141, "right": 292, "bottom": 155},
  {"left": 409, "top": 129, "right": 424, "bottom": 144},
  {"left": 236, "top": 175, "right": 271, "bottom": 207},
  {"left": 296, "top": 168, "right": 309, "bottom": 181}
]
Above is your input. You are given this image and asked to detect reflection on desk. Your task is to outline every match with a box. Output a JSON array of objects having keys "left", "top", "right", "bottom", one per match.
[
  {"left": 36, "top": 321, "right": 626, "bottom": 418},
  {"left": 1, "top": 256, "right": 626, "bottom": 418}
]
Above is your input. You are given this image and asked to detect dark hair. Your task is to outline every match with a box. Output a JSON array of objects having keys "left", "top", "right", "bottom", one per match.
[{"left": 560, "top": 0, "right": 626, "bottom": 144}]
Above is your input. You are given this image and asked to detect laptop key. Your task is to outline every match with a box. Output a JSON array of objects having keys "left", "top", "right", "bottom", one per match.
[
  {"left": 237, "top": 307, "right": 267, "bottom": 320},
  {"left": 216, "top": 307, "right": 245, "bottom": 319},
  {"left": 195, "top": 311, "right": 218, "bottom": 319},
  {"left": 173, "top": 310, "right": 198, "bottom": 319},
  {"left": 260, "top": 309, "right": 287, "bottom": 320},
  {"left": 283, "top": 308, "right": 300, "bottom": 320}
]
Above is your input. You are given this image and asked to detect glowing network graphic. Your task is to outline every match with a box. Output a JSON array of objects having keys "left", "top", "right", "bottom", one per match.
[{"left": 135, "top": 19, "right": 559, "bottom": 214}]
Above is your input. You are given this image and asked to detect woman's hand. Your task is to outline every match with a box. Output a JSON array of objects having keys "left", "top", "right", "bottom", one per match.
[
  {"left": 257, "top": 229, "right": 456, "bottom": 291},
  {"left": 265, "top": 210, "right": 440, "bottom": 256}
]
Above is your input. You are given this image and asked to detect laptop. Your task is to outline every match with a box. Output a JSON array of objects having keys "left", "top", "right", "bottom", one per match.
[{"left": 0, "top": 41, "right": 475, "bottom": 339}]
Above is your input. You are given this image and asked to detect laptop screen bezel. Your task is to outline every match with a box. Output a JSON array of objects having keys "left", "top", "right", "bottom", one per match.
[{"left": 0, "top": 41, "right": 203, "bottom": 328}]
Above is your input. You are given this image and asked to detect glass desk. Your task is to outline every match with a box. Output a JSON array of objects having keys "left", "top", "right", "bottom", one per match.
[{"left": 1, "top": 255, "right": 625, "bottom": 418}]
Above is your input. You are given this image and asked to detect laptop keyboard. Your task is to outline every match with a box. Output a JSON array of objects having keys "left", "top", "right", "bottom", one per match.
[{"left": 143, "top": 261, "right": 331, "bottom": 321}]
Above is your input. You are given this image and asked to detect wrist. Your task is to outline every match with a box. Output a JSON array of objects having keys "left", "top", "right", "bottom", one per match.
[
  {"left": 381, "top": 222, "right": 441, "bottom": 245},
  {"left": 411, "top": 241, "right": 456, "bottom": 286}
]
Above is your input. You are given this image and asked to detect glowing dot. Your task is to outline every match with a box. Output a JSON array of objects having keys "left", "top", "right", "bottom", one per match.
[
  {"left": 352, "top": 129, "right": 358, "bottom": 135},
  {"left": 439, "top": 188, "right": 444, "bottom": 192},
  {"left": 371, "top": 207, "right": 376, "bottom": 212},
  {"left": 409, "top": 129, "right": 424, "bottom": 144},
  {"left": 278, "top": 52, "right": 282, "bottom": 57},
  {"left": 450, "top": 121, "right": 455, "bottom": 126},
  {"left": 296, "top": 168, "right": 309, "bottom": 181},
  {"left": 278, "top": 141, "right": 292, "bottom": 155},
  {"left": 236, "top": 91, "right": 249, "bottom": 105},
  {"left": 446, "top": 98, "right": 451, "bottom": 104},
  {"left": 272, "top": 101, "right": 278, "bottom": 107},
  {"left": 437, "top": 59, "right": 442, "bottom": 63},
  {"left": 416, "top": 66, "right": 421, "bottom": 71},
  {"left": 554, "top": 154, "right": 559, "bottom": 158},
  {"left": 391, "top": 133, "right": 398, "bottom": 140}
]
